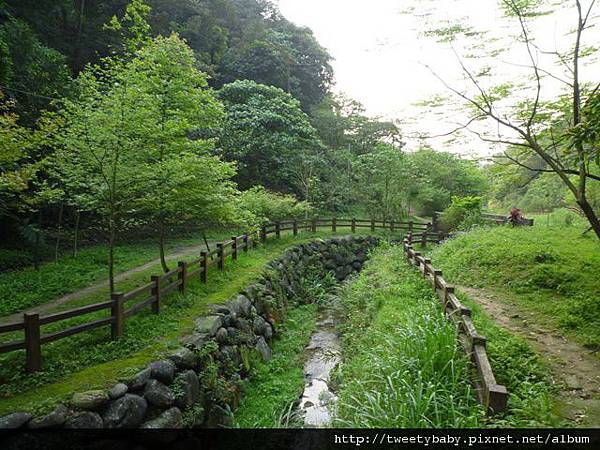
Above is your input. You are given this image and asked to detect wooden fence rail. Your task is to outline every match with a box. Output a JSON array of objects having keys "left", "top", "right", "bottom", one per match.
[
  {"left": 0, "top": 217, "right": 431, "bottom": 373},
  {"left": 403, "top": 235, "right": 508, "bottom": 414}
]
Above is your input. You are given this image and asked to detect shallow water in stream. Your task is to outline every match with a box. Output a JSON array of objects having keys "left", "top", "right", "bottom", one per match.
[{"left": 298, "top": 304, "right": 342, "bottom": 427}]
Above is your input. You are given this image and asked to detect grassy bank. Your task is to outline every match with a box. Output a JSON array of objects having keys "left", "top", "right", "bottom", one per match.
[
  {"left": 431, "top": 225, "right": 600, "bottom": 349},
  {"left": 233, "top": 304, "right": 318, "bottom": 428},
  {"left": 333, "top": 244, "right": 484, "bottom": 428}
]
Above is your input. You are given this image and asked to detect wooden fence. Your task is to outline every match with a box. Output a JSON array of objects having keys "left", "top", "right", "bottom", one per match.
[
  {"left": 0, "top": 217, "right": 431, "bottom": 373},
  {"left": 402, "top": 235, "right": 508, "bottom": 414}
]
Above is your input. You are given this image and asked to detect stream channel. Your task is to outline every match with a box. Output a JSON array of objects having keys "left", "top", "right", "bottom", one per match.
[{"left": 298, "top": 298, "right": 342, "bottom": 427}]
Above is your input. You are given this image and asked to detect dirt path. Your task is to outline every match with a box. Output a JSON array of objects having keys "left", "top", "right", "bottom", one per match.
[
  {"left": 458, "top": 285, "right": 600, "bottom": 427},
  {"left": 0, "top": 241, "right": 215, "bottom": 324}
]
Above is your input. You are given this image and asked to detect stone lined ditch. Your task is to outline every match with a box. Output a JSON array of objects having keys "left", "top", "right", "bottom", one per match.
[{"left": 298, "top": 302, "right": 342, "bottom": 427}]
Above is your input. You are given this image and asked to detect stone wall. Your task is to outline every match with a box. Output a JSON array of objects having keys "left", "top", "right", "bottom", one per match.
[{"left": 0, "top": 236, "right": 378, "bottom": 430}]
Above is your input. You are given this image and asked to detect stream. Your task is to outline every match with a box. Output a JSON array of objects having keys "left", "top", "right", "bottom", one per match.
[{"left": 298, "top": 302, "right": 342, "bottom": 427}]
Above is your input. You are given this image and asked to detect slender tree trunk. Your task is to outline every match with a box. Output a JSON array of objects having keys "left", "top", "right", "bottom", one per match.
[
  {"left": 72, "top": 210, "right": 80, "bottom": 257},
  {"left": 577, "top": 197, "right": 600, "bottom": 240},
  {"left": 158, "top": 218, "right": 169, "bottom": 273},
  {"left": 202, "top": 231, "right": 213, "bottom": 260},
  {"left": 55, "top": 202, "right": 64, "bottom": 261},
  {"left": 108, "top": 214, "right": 116, "bottom": 293},
  {"left": 33, "top": 210, "right": 42, "bottom": 271}
]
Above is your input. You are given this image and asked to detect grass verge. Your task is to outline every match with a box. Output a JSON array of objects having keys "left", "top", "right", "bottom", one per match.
[
  {"left": 333, "top": 243, "right": 484, "bottom": 428},
  {"left": 431, "top": 225, "right": 600, "bottom": 349}
]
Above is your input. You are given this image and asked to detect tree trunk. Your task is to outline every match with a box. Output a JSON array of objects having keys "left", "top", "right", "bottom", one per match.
[
  {"left": 108, "top": 214, "right": 116, "bottom": 293},
  {"left": 158, "top": 219, "right": 169, "bottom": 273},
  {"left": 577, "top": 197, "right": 600, "bottom": 240},
  {"left": 202, "top": 231, "right": 213, "bottom": 260},
  {"left": 55, "top": 202, "right": 64, "bottom": 261},
  {"left": 72, "top": 210, "right": 80, "bottom": 257}
]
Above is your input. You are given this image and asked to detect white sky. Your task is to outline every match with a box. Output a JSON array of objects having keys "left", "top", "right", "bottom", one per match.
[{"left": 278, "top": 0, "right": 600, "bottom": 158}]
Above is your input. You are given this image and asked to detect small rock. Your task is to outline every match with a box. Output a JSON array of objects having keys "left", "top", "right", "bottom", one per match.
[
  {"left": 71, "top": 390, "right": 110, "bottom": 411},
  {"left": 65, "top": 411, "right": 103, "bottom": 429},
  {"left": 0, "top": 412, "right": 31, "bottom": 429},
  {"left": 103, "top": 394, "right": 148, "bottom": 428},
  {"left": 215, "top": 327, "right": 228, "bottom": 344},
  {"left": 195, "top": 315, "right": 223, "bottom": 336},
  {"left": 255, "top": 337, "right": 271, "bottom": 362},
  {"left": 129, "top": 367, "right": 152, "bottom": 390},
  {"left": 564, "top": 375, "right": 583, "bottom": 391},
  {"left": 28, "top": 405, "right": 68, "bottom": 429},
  {"left": 173, "top": 370, "right": 201, "bottom": 410},
  {"left": 149, "top": 360, "right": 176, "bottom": 385},
  {"left": 144, "top": 379, "right": 175, "bottom": 408},
  {"left": 141, "top": 407, "right": 182, "bottom": 429},
  {"left": 169, "top": 347, "right": 200, "bottom": 370},
  {"left": 182, "top": 332, "right": 209, "bottom": 350},
  {"left": 109, "top": 383, "right": 129, "bottom": 400}
]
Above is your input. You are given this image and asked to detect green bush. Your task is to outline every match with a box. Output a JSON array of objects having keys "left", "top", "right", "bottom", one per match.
[
  {"left": 0, "top": 249, "right": 34, "bottom": 272},
  {"left": 439, "top": 196, "right": 483, "bottom": 232},
  {"left": 238, "top": 186, "right": 314, "bottom": 226}
]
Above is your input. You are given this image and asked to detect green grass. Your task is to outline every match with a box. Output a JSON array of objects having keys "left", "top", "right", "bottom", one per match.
[
  {"left": 333, "top": 244, "right": 484, "bottom": 428},
  {"left": 0, "top": 229, "right": 235, "bottom": 317},
  {"left": 431, "top": 224, "right": 600, "bottom": 349},
  {"left": 233, "top": 304, "right": 318, "bottom": 428}
]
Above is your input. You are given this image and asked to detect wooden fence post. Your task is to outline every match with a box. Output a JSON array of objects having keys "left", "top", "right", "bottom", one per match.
[
  {"left": 391, "top": 220, "right": 395, "bottom": 232},
  {"left": 231, "top": 237, "right": 237, "bottom": 261},
  {"left": 243, "top": 234, "right": 249, "bottom": 253},
  {"left": 151, "top": 275, "right": 162, "bottom": 313},
  {"left": 409, "top": 221, "right": 413, "bottom": 233},
  {"left": 332, "top": 217, "right": 337, "bottom": 233},
  {"left": 292, "top": 220, "right": 298, "bottom": 236},
  {"left": 260, "top": 226, "right": 267, "bottom": 243},
  {"left": 432, "top": 212, "right": 439, "bottom": 231},
  {"left": 351, "top": 218, "right": 356, "bottom": 233},
  {"left": 178, "top": 261, "right": 187, "bottom": 294},
  {"left": 407, "top": 232, "right": 413, "bottom": 245},
  {"left": 443, "top": 285, "right": 455, "bottom": 305},
  {"left": 200, "top": 252, "right": 208, "bottom": 283},
  {"left": 275, "top": 222, "right": 281, "bottom": 239},
  {"left": 217, "top": 243, "right": 224, "bottom": 270},
  {"left": 252, "top": 231, "right": 258, "bottom": 248},
  {"left": 111, "top": 293, "right": 124, "bottom": 339},
  {"left": 438, "top": 230, "right": 445, "bottom": 243},
  {"left": 421, "top": 232, "right": 427, "bottom": 248},
  {"left": 24, "top": 313, "right": 41, "bottom": 373},
  {"left": 370, "top": 219, "right": 375, "bottom": 232},
  {"left": 311, "top": 218, "right": 317, "bottom": 233}
]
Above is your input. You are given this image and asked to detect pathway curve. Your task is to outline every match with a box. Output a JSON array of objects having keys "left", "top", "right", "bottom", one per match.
[
  {"left": 0, "top": 241, "right": 216, "bottom": 324},
  {"left": 458, "top": 285, "right": 600, "bottom": 427}
]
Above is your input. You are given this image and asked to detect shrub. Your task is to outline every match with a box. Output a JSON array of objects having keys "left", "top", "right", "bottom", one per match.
[
  {"left": 440, "top": 196, "right": 483, "bottom": 232},
  {"left": 238, "top": 186, "right": 314, "bottom": 226},
  {"left": 0, "top": 249, "right": 34, "bottom": 272}
]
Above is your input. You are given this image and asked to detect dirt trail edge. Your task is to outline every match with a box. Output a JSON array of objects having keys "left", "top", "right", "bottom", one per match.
[
  {"left": 1, "top": 242, "right": 215, "bottom": 324},
  {"left": 458, "top": 285, "right": 600, "bottom": 427}
]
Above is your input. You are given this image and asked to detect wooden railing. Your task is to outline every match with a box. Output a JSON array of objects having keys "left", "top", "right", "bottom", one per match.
[
  {"left": 403, "top": 235, "right": 508, "bottom": 414},
  {"left": 0, "top": 217, "right": 431, "bottom": 373},
  {"left": 432, "top": 211, "right": 534, "bottom": 229}
]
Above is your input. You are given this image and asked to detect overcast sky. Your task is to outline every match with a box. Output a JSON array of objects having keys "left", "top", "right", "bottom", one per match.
[{"left": 278, "top": 0, "right": 600, "bottom": 159}]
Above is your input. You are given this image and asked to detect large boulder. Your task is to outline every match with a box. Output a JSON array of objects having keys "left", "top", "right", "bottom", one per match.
[
  {"left": 141, "top": 407, "right": 182, "bottom": 429},
  {"left": 144, "top": 379, "right": 175, "bottom": 408},
  {"left": 65, "top": 411, "right": 103, "bottom": 429},
  {"left": 109, "top": 383, "right": 129, "bottom": 400},
  {"left": 28, "top": 405, "right": 68, "bottom": 429},
  {"left": 195, "top": 316, "right": 222, "bottom": 336},
  {"left": 129, "top": 367, "right": 152, "bottom": 390},
  {"left": 149, "top": 360, "right": 176, "bottom": 385},
  {"left": 173, "top": 370, "right": 201, "bottom": 410},
  {"left": 0, "top": 412, "right": 31, "bottom": 429},
  {"left": 103, "top": 394, "right": 148, "bottom": 428},
  {"left": 169, "top": 347, "right": 200, "bottom": 370},
  {"left": 71, "top": 390, "right": 110, "bottom": 411}
]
